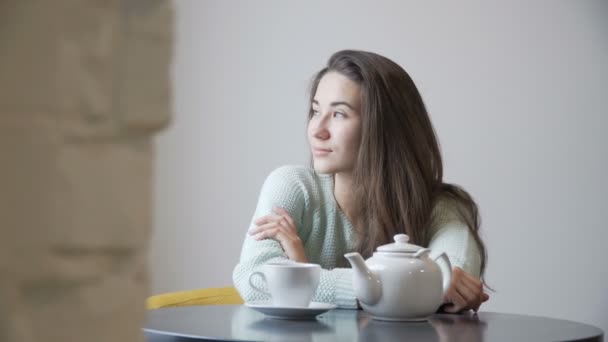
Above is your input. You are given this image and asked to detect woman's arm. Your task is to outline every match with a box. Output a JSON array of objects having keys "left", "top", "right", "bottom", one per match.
[
  {"left": 232, "top": 166, "right": 358, "bottom": 308},
  {"left": 232, "top": 233, "right": 356, "bottom": 309},
  {"left": 248, "top": 206, "right": 308, "bottom": 263},
  {"left": 428, "top": 200, "right": 489, "bottom": 312},
  {"left": 428, "top": 223, "right": 481, "bottom": 278}
]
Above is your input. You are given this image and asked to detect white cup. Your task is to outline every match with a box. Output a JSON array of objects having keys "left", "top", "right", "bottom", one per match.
[{"left": 248, "top": 262, "right": 321, "bottom": 307}]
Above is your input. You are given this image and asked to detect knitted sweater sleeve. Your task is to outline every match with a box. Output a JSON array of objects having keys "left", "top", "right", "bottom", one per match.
[
  {"left": 232, "top": 166, "right": 357, "bottom": 309},
  {"left": 427, "top": 199, "right": 482, "bottom": 278}
]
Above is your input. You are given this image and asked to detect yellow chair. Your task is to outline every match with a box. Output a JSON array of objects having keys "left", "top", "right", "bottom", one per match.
[{"left": 147, "top": 286, "right": 244, "bottom": 309}]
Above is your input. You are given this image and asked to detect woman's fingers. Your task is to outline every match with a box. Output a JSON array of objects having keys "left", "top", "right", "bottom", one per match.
[
  {"left": 252, "top": 226, "right": 280, "bottom": 240},
  {"left": 248, "top": 207, "right": 308, "bottom": 263},
  {"left": 461, "top": 277, "right": 483, "bottom": 299},
  {"left": 254, "top": 207, "right": 296, "bottom": 232},
  {"left": 250, "top": 220, "right": 297, "bottom": 242},
  {"left": 442, "top": 285, "right": 468, "bottom": 313},
  {"left": 249, "top": 221, "right": 275, "bottom": 235},
  {"left": 458, "top": 271, "right": 488, "bottom": 311},
  {"left": 277, "top": 216, "right": 292, "bottom": 231},
  {"left": 442, "top": 267, "right": 487, "bottom": 313},
  {"left": 461, "top": 271, "right": 483, "bottom": 293},
  {"left": 455, "top": 279, "right": 478, "bottom": 303},
  {"left": 455, "top": 280, "right": 481, "bottom": 312},
  {"left": 252, "top": 225, "right": 291, "bottom": 241},
  {"left": 254, "top": 214, "right": 283, "bottom": 226},
  {"left": 250, "top": 222, "right": 284, "bottom": 236},
  {"left": 251, "top": 217, "right": 290, "bottom": 234},
  {"left": 251, "top": 220, "right": 290, "bottom": 236},
  {"left": 273, "top": 207, "right": 296, "bottom": 228}
]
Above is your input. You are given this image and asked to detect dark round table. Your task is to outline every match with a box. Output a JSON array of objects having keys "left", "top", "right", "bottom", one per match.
[{"left": 144, "top": 305, "right": 604, "bottom": 342}]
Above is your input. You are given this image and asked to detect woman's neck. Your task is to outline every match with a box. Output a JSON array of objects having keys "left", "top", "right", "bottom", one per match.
[{"left": 333, "top": 172, "right": 357, "bottom": 223}]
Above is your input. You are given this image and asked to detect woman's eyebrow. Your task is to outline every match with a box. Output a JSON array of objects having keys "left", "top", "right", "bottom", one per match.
[{"left": 312, "top": 99, "right": 356, "bottom": 110}]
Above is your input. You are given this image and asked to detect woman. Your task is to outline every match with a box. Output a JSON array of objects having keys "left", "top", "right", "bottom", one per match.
[{"left": 233, "top": 50, "right": 489, "bottom": 312}]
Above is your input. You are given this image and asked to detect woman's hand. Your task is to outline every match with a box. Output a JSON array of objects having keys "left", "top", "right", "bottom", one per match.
[
  {"left": 248, "top": 206, "right": 309, "bottom": 263},
  {"left": 441, "top": 267, "right": 489, "bottom": 313}
]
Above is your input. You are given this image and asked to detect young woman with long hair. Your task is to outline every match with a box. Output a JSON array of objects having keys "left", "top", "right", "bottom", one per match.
[{"left": 233, "top": 50, "right": 489, "bottom": 312}]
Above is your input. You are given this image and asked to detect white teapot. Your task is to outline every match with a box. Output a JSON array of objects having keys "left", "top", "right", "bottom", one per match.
[{"left": 345, "top": 234, "right": 452, "bottom": 321}]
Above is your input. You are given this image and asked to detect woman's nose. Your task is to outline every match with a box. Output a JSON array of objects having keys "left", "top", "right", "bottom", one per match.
[{"left": 312, "top": 121, "right": 330, "bottom": 140}]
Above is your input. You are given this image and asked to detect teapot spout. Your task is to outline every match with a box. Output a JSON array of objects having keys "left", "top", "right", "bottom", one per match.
[{"left": 344, "top": 252, "right": 381, "bottom": 306}]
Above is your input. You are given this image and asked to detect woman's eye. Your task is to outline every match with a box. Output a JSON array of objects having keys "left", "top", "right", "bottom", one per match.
[
  {"left": 334, "top": 112, "right": 346, "bottom": 118},
  {"left": 311, "top": 110, "right": 320, "bottom": 116}
]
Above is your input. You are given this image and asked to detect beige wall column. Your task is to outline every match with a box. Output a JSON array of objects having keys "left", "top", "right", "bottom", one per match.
[{"left": 0, "top": 1, "right": 173, "bottom": 341}]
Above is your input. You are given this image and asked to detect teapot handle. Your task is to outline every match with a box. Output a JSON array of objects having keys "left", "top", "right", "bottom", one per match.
[{"left": 434, "top": 252, "right": 452, "bottom": 296}]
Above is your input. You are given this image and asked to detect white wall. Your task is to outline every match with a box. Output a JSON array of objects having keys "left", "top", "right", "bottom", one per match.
[{"left": 150, "top": 0, "right": 608, "bottom": 333}]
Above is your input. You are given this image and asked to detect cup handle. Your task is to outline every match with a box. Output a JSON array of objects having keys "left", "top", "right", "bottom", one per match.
[
  {"left": 434, "top": 252, "right": 452, "bottom": 297},
  {"left": 248, "top": 271, "right": 271, "bottom": 297}
]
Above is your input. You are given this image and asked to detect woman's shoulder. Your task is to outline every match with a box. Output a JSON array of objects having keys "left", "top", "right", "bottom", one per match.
[
  {"left": 264, "top": 165, "right": 314, "bottom": 183},
  {"left": 430, "top": 196, "right": 472, "bottom": 228},
  {"left": 267, "top": 164, "right": 314, "bottom": 178},
  {"left": 263, "top": 165, "right": 328, "bottom": 193},
  {"left": 259, "top": 165, "right": 330, "bottom": 206}
]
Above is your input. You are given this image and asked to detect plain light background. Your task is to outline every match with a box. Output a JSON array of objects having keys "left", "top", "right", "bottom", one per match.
[{"left": 150, "top": 0, "right": 608, "bottom": 333}]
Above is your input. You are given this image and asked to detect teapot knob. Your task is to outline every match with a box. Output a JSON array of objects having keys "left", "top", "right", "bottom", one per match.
[{"left": 394, "top": 234, "right": 409, "bottom": 244}]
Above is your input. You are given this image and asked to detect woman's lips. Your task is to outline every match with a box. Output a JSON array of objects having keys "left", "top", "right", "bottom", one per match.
[{"left": 312, "top": 148, "right": 332, "bottom": 156}]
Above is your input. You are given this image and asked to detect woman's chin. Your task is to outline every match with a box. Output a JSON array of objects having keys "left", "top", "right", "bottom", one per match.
[{"left": 313, "top": 164, "right": 336, "bottom": 174}]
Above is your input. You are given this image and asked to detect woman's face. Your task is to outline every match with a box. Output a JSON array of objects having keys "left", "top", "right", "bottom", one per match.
[{"left": 308, "top": 72, "right": 362, "bottom": 175}]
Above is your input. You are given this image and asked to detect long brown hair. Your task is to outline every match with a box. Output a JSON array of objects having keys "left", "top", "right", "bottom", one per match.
[{"left": 307, "top": 50, "right": 488, "bottom": 279}]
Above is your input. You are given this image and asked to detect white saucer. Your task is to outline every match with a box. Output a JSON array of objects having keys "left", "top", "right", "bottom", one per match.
[{"left": 245, "top": 301, "right": 336, "bottom": 320}]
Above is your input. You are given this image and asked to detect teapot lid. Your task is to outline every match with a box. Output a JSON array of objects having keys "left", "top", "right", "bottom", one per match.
[{"left": 376, "top": 234, "right": 422, "bottom": 253}]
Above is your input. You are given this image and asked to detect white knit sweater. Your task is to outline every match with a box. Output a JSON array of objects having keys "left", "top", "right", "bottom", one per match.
[{"left": 233, "top": 165, "right": 482, "bottom": 309}]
